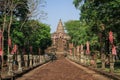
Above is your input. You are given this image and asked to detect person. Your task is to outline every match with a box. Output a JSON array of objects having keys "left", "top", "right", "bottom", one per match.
[{"left": 51, "top": 53, "right": 56, "bottom": 62}]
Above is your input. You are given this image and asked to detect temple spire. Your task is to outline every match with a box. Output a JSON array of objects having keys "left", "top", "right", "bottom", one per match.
[{"left": 56, "top": 19, "right": 64, "bottom": 33}]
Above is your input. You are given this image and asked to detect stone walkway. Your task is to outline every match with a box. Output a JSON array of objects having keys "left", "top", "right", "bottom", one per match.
[{"left": 16, "top": 58, "right": 111, "bottom": 80}]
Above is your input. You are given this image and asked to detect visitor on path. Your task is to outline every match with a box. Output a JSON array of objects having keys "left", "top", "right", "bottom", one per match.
[{"left": 51, "top": 53, "right": 57, "bottom": 62}]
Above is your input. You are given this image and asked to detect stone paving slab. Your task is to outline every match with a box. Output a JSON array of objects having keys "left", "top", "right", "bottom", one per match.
[
  {"left": 69, "top": 58, "right": 120, "bottom": 80},
  {"left": 16, "top": 58, "right": 111, "bottom": 80},
  {"left": 66, "top": 59, "right": 111, "bottom": 80}
]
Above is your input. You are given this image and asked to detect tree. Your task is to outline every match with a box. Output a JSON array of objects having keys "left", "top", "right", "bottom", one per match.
[
  {"left": 73, "top": 0, "right": 120, "bottom": 42},
  {"left": 0, "top": 0, "right": 47, "bottom": 54},
  {"left": 27, "top": 0, "right": 47, "bottom": 21},
  {"left": 16, "top": 20, "right": 52, "bottom": 54},
  {"left": 64, "top": 20, "right": 99, "bottom": 50},
  {"left": 0, "top": 0, "right": 47, "bottom": 68},
  {"left": 73, "top": 0, "right": 120, "bottom": 71}
]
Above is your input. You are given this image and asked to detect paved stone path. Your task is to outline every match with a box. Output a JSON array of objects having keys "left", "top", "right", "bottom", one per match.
[{"left": 16, "top": 58, "right": 111, "bottom": 80}]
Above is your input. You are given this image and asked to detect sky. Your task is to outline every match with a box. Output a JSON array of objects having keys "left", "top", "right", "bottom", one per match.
[{"left": 41, "top": 0, "right": 80, "bottom": 33}]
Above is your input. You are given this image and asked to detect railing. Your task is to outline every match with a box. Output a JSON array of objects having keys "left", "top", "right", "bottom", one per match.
[
  {"left": 0, "top": 54, "right": 51, "bottom": 79},
  {"left": 67, "top": 51, "right": 120, "bottom": 80}
]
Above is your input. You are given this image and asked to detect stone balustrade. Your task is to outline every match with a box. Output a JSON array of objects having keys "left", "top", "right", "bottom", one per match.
[
  {"left": 67, "top": 51, "right": 90, "bottom": 66},
  {"left": 67, "top": 50, "right": 99, "bottom": 68},
  {"left": 1, "top": 54, "right": 51, "bottom": 79}
]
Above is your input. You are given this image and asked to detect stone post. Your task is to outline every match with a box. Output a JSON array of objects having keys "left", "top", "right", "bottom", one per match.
[
  {"left": 94, "top": 52, "right": 97, "bottom": 68},
  {"left": 37, "top": 55, "right": 40, "bottom": 65},
  {"left": 69, "top": 48, "right": 73, "bottom": 60},
  {"left": 24, "top": 55, "right": 28, "bottom": 68},
  {"left": 7, "top": 55, "right": 13, "bottom": 76},
  {"left": 29, "top": 54, "right": 33, "bottom": 68},
  {"left": 101, "top": 53, "right": 106, "bottom": 69},
  {"left": 36, "top": 55, "right": 38, "bottom": 65},
  {"left": 86, "top": 54, "right": 90, "bottom": 66},
  {"left": 40, "top": 55, "right": 43, "bottom": 63},
  {"left": 79, "top": 52, "right": 81, "bottom": 63},
  {"left": 33, "top": 55, "right": 36, "bottom": 67},
  {"left": 17, "top": 55, "right": 22, "bottom": 72},
  {"left": 80, "top": 44, "right": 84, "bottom": 63},
  {"left": 35, "top": 55, "right": 37, "bottom": 65},
  {"left": 73, "top": 47, "right": 76, "bottom": 61},
  {"left": 80, "top": 51, "right": 83, "bottom": 63},
  {"left": 109, "top": 54, "right": 115, "bottom": 73},
  {"left": 39, "top": 55, "right": 41, "bottom": 64},
  {"left": 77, "top": 46, "right": 79, "bottom": 62}
]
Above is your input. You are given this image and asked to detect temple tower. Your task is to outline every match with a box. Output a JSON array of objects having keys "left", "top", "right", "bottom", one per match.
[{"left": 51, "top": 19, "right": 70, "bottom": 57}]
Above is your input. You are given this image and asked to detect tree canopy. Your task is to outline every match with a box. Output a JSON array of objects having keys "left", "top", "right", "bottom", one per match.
[
  {"left": 11, "top": 20, "right": 51, "bottom": 54},
  {"left": 0, "top": 0, "right": 51, "bottom": 55},
  {"left": 64, "top": 20, "right": 99, "bottom": 51},
  {"left": 71, "top": 0, "right": 120, "bottom": 51},
  {"left": 73, "top": 0, "right": 120, "bottom": 40}
]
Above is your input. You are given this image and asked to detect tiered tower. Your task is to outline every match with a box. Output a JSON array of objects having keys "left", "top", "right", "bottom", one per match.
[{"left": 51, "top": 19, "right": 70, "bottom": 56}]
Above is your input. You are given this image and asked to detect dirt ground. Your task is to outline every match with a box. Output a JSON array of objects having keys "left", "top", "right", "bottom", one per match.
[{"left": 16, "top": 58, "right": 110, "bottom": 80}]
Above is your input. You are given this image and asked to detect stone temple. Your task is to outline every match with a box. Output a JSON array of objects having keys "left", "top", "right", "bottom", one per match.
[{"left": 51, "top": 19, "right": 70, "bottom": 57}]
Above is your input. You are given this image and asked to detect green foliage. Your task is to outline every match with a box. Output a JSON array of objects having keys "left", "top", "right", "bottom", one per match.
[
  {"left": 21, "top": 20, "right": 52, "bottom": 53},
  {"left": 0, "top": 0, "right": 49, "bottom": 55},
  {"left": 74, "top": 0, "right": 120, "bottom": 33},
  {"left": 12, "top": 29, "right": 24, "bottom": 45},
  {"left": 9, "top": 20, "right": 51, "bottom": 54},
  {"left": 73, "top": 0, "right": 82, "bottom": 8},
  {"left": 64, "top": 20, "right": 99, "bottom": 50},
  {"left": 73, "top": 0, "right": 120, "bottom": 51}
]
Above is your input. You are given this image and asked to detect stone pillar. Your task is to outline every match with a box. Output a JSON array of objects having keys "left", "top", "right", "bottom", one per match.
[
  {"left": 24, "top": 55, "right": 28, "bottom": 68},
  {"left": 7, "top": 55, "right": 13, "bottom": 76},
  {"left": 109, "top": 54, "right": 115, "bottom": 73},
  {"left": 36, "top": 55, "right": 38, "bottom": 65},
  {"left": 101, "top": 53, "right": 106, "bottom": 69},
  {"left": 42, "top": 55, "right": 45, "bottom": 63},
  {"left": 73, "top": 47, "right": 76, "bottom": 61},
  {"left": 90, "top": 52, "right": 97, "bottom": 68},
  {"left": 17, "top": 55, "right": 22, "bottom": 72},
  {"left": 35, "top": 55, "right": 37, "bottom": 65},
  {"left": 39, "top": 55, "right": 41, "bottom": 64},
  {"left": 40, "top": 55, "right": 43, "bottom": 63},
  {"left": 79, "top": 53, "right": 81, "bottom": 63},
  {"left": 94, "top": 52, "right": 97, "bottom": 68},
  {"left": 29, "top": 54, "right": 33, "bottom": 67},
  {"left": 86, "top": 54, "right": 90, "bottom": 65},
  {"left": 77, "top": 46, "right": 80, "bottom": 62},
  {"left": 80, "top": 44, "right": 84, "bottom": 63},
  {"left": 38, "top": 55, "right": 40, "bottom": 65},
  {"left": 80, "top": 51, "right": 83, "bottom": 63},
  {"left": 69, "top": 48, "right": 73, "bottom": 60},
  {"left": 33, "top": 55, "right": 36, "bottom": 67}
]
